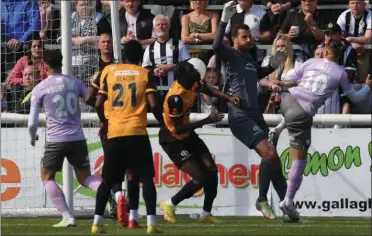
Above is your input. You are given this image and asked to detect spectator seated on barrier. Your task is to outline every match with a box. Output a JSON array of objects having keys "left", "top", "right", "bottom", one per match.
[
  {"left": 200, "top": 68, "right": 222, "bottom": 124},
  {"left": 337, "top": 0, "right": 372, "bottom": 83},
  {"left": 225, "top": 0, "right": 271, "bottom": 62},
  {"left": 142, "top": 14, "right": 190, "bottom": 104},
  {"left": 7, "top": 32, "right": 47, "bottom": 86},
  {"left": 181, "top": 0, "right": 219, "bottom": 62},
  {"left": 1, "top": 0, "right": 41, "bottom": 83},
  {"left": 119, "top": 0, "right": 156, "bottom": 45},
  {"left": 8, "top": 65, "right": 41, "bottom": 114},
  {"left": 261, "top": 0, "right": 300, "bottom": 40},
  {"left": 278, "top": 0, "right": 332, "bottom": 62},
  {"left": 260, "top": 34, "right": 300, "bottom": 114}
]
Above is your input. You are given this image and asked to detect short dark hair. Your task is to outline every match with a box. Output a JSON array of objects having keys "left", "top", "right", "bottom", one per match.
[
  {"left": 174, "top": 61, "right": 199, "bottom": 86},
  {"left": 122, "top": 40, "right": 143, "bottom": 64},
  {"left": 43, "top": 50, "right": 63, "bottom": 70},
  {"left": 231, "top": 24, "right": 250, "bottom": 38},
  {"left": 326, "top": 40, "right": 344, "bottom": 54}
]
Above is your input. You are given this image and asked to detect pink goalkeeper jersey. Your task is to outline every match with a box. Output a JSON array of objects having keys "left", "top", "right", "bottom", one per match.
[{"left": 285, "top": 58, "right": 353, "bottom": 115}]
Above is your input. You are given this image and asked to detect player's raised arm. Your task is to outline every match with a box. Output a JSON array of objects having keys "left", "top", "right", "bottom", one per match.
[
  {"left": 212, "top": 1, "right": 237, "bottom": 61},
  {"left": 199, "top": 83, "right": 240, "bottom": 105},
  {"left": 146, "top": 72, "right": 163, "bottom": 124},
  {"left": 342, "top": 74, "right": 372, "bottom": 103}
]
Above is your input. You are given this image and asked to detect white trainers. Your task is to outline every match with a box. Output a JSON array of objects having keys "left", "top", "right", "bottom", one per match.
[
  {"left": 52, "top": 218, "right": 76, "bottom": 227},
  {"left": 279, "top": 200, "right": 300, "bottom": 222}
]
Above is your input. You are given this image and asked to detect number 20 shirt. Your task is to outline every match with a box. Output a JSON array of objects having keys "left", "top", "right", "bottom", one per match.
[
  {"left": 30, "top": 74, "right": 87, "bottom": 142},
  {"left": 284, "top": 58, "right": 353, "bottom": 116}
]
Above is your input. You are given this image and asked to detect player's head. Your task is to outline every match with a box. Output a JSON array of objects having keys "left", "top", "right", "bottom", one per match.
[
  {"left": 174, "top": 58, "right": 206, "bottom": 89},
  {"left": 122, "top": 40, "right": 143, "bottom": 64},
  {"left": 231, "top": 24, "right": 253, "bottom": 52},
  {"left": 324, "top": 40, "right": 343, "bottom": 63},
  {"left": 43, "top": 50, "right": 63, "bottom": 72}
]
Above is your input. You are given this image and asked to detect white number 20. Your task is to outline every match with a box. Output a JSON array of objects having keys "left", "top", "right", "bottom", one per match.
[
  {"left": 53, "top": 93, "right": 78, "bottom": 117},
  {"left": 303, "top": 73, "right": 328, "bottom": 95}
]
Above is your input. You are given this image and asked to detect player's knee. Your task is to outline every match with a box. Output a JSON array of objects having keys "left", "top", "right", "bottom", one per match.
[{"left": 40, "top": 167, "right": 56, "bottom": 182}]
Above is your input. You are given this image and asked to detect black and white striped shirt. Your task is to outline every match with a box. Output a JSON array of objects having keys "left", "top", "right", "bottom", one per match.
[
  {"left": 142, "top": 39, "right": 190, "bottom": 91},
  {"left": 337, "top": 9, "right": 372, "bottom": 37}
]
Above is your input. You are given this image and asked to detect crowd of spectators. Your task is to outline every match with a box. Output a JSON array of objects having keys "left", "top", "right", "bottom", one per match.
[{"left": 1, "top": 0, "right": 371, "bottom": 122}]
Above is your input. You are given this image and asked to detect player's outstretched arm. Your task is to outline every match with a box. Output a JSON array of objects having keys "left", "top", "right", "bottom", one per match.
[
  {"left": 167, "top": 95, "right": 224, "bottom": 134},
  {"left": 171, "top": 112, "right": 225, "bottom": 135},
  {"left": 343, "top": 74, "right": 372, "bottom": 103},
  {"left": 200, "top": 83, "right": 240, "bottom": 105}
]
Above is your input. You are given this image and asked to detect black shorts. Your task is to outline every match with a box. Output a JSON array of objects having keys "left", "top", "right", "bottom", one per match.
[
  {"left": 228, "top": 108, "right": 269, "bottom": 149},
  {"left": 102, "top": 135, "right": 154, "bottom": 184},
  {"left": 41, "top": 140, "right": 90, "bottom": 171},
  {"left": 280, "top": 94, "right": 313, "bottom": 150},
  {"left": 159, "top": 130, "right": 211, "bottom": 169}
]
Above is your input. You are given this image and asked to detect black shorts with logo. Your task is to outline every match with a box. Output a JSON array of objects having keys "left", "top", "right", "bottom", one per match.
[
  {"left": 41, "top": 140, "right": 90, "bottom": 171},
  {"left": 159, "top": 128, "right": 211, "bottom": 169},
  {"left": 102, "top": 135, "right": 155, "bottom": 184}
]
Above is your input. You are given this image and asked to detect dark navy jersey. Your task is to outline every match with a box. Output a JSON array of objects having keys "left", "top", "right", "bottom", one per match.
[{"left": 213, "top": 22, "right": 274, "bottom": 112}]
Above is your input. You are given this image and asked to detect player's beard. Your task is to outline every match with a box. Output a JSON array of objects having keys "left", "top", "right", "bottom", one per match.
[{"left": 238, "top": 43, "right": 250, "bottom": 52}]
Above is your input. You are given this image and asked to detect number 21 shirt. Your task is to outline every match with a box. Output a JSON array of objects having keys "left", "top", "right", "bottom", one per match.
[{"left": 99, "top": 64, "right": 157, "bottom": 139}]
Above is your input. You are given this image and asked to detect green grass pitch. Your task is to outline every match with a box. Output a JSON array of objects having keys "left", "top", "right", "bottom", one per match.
[{"left": 1, "top": 216, "right": 371, "bottom": 235}]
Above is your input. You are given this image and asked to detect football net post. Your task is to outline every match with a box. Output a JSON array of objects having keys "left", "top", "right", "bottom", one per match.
[{"left": 60, "top": 0, "right": 74, "bottom": 214}]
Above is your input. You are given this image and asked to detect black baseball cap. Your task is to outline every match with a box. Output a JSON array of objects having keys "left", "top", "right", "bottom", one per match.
[{"left": 323, "top": 23, "right": 342, "bottom": 33}]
